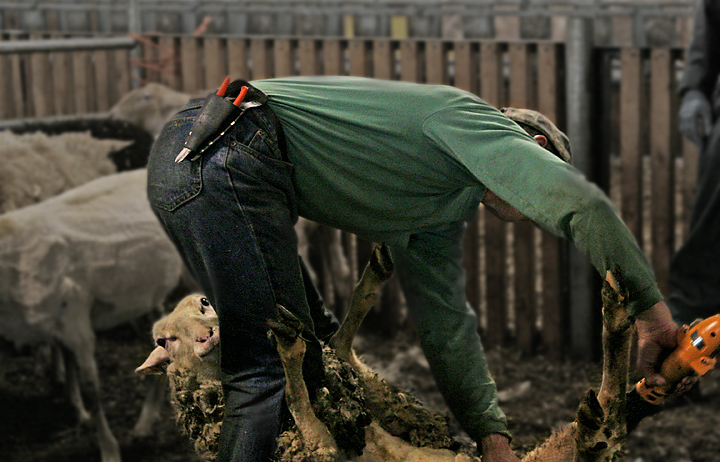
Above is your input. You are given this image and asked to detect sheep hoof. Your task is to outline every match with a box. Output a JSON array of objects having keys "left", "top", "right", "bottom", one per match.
[
  {"left": 369, "top": 243, "right": 394, "bottom": 282},
  {"left": 267, "top": 304, "right": 307, "bottom": 345}
]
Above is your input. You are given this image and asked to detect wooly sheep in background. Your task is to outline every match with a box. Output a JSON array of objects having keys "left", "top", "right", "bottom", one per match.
[
  {"left": 0, "top": 130, "right": 129, "bottom": 213},
  {"left": 0, "top": 169, "right": 184, "bottom": 462},
  {"left": 108, "top": 82, "right": 193, "bottom": 138}
]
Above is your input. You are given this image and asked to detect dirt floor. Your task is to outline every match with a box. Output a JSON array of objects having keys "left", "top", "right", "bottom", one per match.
[{"left": 1, "top": 322, "right": 718, "bottom": 462}]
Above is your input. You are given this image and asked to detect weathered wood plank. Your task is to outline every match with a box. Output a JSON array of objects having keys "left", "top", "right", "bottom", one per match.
[
  {"left": 180, "top": 36, "right": 201, "bottom": 93},
  {"left": 322, "top": 39, "right": 343, "bottom": 76},
  {"left": 649, "top": 48, "right": 674, "bottom": 295},
  {"left": 537, "top": 42, "right": 567, "bottom": 360},
  {"left": 479, "top": 42, "right": 506, "bottom": 348},
  {"left": 113, "top": 48, "right": 132, "bottom": 102},
  {"left": 299, "top": 39, "right": 319, "bottom": 76},
  {"left": 425, "top": 39, "right": 448, "bottom": 85},
  {"left": 93, "top": 50, "right": 111, "bottom": 112},
  {"left": 72, "top": 50, "right": 92, "bottom": 113},
  {"left": 400, "top": 40, "right": 421, "bottom": 83},
  {"left": 204, "top": 37, "right": 227, "bottom": 90},
  {"left": 372, "top": 38, "right": 394, "bottom": 80},
  {"left": 30, "top": 51, "right": 52, "bottom": 117},
  {"left": 453, "top": 41, "right": 477, "bottom": 94},
  {"left": 227, "top": 38, "right": 249, "bottom": 81},
  {"left": 619, "top": 47, "right": 643, "bottom": 240},
  {"left": 349, "top": 39, "right": 370, "bottom": 77},
  {"left": 251, "top": 38, "right": 273, "bottom": 80},
  {"left": 159, "top": 35, "right": 180, "bottom": 90},
  {"left": 508, "top": 42, "right": 536, "bottom": 356},
  {"left": 274, "top": 38, "right": 295, "bottom": 78}
]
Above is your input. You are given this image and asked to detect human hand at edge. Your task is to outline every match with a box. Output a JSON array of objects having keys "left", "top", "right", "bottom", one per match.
[
  {"left": 635, "top": 301, "right": 679, "bottom": 388},
  {"left": 481, "top": 433, "right": 520, "bottom": 462},
  {"left": 678, "top": 90, "right": 713, "bottom": 148}
]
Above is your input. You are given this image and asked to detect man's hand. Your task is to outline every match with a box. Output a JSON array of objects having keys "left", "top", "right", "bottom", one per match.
[
  {"left": 635, "top": 301, "right": 679, "bottom": 388},
  {"left": 480, "top": 433, "right": 519, "bottom": 462},
  {"left": 678, "top": 90, "right": 713, "bottom": 148}
]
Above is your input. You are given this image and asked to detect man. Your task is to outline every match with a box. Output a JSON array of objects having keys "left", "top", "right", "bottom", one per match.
[
  {"left": 146, "top": 76, "right": 678, "bottom": 462},
  {"left": 669, "top": 0, "right": 720, "bottom": 326}
]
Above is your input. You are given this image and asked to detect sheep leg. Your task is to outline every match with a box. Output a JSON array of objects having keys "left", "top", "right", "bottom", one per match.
[
  {"left": 60, "top": 345, "right": 92, "bottom": 425},
  {"left": 56, "top": 280, "right": 121, "bottom": 462},
  {"left": 326, "top": 227, "right": 353, "bottom": 309},
  {"left": 131, "top": 374, "right": 167, "bottom": 437},
  {"left": 268, "top": 304, "right": 339, "bottom": 461},
  {"left": 58, "top": 338, "right": 122, "bottom": 462},
  {"left": 575, "top": 270, "right": 633, "bottom": 461},
  {"left": 329, "top": 243, "right": 393, "bottom": 368},
  {"left": 522, "top": 271, "right": 632, "bottom": 462}
]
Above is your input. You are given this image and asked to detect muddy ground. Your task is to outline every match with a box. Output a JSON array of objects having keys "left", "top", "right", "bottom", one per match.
[{"left": 1, "top": 321, "right": 718, "bottom": 462}]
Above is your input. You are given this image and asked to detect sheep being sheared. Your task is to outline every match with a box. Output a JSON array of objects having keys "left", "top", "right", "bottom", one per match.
[
  {"left": 138, "top": 242, "right": 650, "bottom": 462},
  {"left": 137, "top": 246, "right": 470, "bottom": 462},
  {"left": 135, "top": 294, "right": 224, "bottom": 460},
  {"left": 0, "top": 169, "right": 185, "bottom": 462}
]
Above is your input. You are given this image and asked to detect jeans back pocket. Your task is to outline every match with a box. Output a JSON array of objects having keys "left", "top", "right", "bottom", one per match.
[{"left": 147, "top": 113, "right": 203, "bottom": 212}]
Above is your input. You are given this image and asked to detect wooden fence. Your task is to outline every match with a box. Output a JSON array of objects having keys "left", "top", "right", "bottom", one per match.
[
  {"left": 0, "top": 0, "right": 695, "bottom": 48},
  {"left": 0, "top": 34, "right": 697, "bottom": 360}
]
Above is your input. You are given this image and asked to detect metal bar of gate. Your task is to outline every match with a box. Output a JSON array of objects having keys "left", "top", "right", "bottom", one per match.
[{"left": 0, "top": 36, "right": 137, "bottom": 54}]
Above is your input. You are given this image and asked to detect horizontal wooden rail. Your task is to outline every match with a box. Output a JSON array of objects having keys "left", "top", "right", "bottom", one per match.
[{"left": 0, "top": 36, "right": 136, "bottom": 54}]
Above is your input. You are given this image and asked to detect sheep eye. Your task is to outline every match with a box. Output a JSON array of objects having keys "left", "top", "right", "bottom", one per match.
[
  {"left": 156, "top": 338, "right": 166, "bottom": 348},
  {"left": 201, "top": 298, "right": 210, "bottom": 307}
]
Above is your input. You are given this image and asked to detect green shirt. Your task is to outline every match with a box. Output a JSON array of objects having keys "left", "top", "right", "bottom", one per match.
[{"left": 252, "top": 76, "right": 663, "bottom": 441}]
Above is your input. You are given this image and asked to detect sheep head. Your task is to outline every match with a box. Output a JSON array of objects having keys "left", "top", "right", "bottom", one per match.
[
  {"left": 136, "top": 294, "right": 220, "bottom": 381},
  {"left": 108, "top": 83, "right": 192, "bottom": 138}
]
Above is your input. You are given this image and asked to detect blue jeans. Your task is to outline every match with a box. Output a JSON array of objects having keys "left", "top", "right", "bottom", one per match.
[{"left": 146, "top": 84, "right": 338, "bottom": 462}]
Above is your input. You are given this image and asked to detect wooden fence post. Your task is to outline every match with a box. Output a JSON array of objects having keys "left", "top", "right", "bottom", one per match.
[
  {"left": 620, "top": 48, "right": 644, "bottom": 241},
  {"left": 299, "top": 39, "right": 320, "bottom": 76},
  {"left": 537, "top": 42, "right": 569, "bottom": 360},
  {"left": 479, "top": 42, "right": 507, "bottom": 349},
  {"left": 508, "top": 42, "right": 537, "bottom": 356},
  {"left": 650, "top": 48, "right": 675, "bottom": 295},
  {"left": 227, "top": 38, "right": 249, "bottom": 81},
  {"left": 566, "top": 16, "right": 599, "bottom": 360}
]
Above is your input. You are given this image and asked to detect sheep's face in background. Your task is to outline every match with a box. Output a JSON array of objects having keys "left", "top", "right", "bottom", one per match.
[
  {"left": 108, "top": 83, "right": 192, "bottom": 138},
  {"left": 137, "top": 294, "right": 220, "bottom": 380}
]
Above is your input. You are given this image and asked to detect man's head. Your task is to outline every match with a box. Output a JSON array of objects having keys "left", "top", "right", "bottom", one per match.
[
  {"left": 481, "top": 108, "right": 573, "bottom": 223},
  {"left": 501, "top": 107, "right": 572, "bottom": 164}
]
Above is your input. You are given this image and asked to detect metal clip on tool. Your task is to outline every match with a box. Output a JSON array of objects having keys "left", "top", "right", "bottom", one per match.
[{"left": 175, "top": 76, "right": 249, "bottom": 163}]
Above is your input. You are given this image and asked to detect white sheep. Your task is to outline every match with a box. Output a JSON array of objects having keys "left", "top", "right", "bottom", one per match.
[
  {"left": 108, "top": 83, "right": 194, "bottom": 139},
  {"left": 0, "top": 169, "right": 184, "bottom": 462},
  {"left": 0, "top": 129, "right": 130, "bottom": 214},
  {"left": 137, "top": 245, "right": 639, "bottom": 462}
]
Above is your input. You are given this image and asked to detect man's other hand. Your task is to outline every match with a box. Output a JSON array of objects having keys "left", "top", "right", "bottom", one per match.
[
  {"left": 635, "top": 301, "right": 679, "bottom": 388},
  {"left": 481, "top": 433, "right": 520, "bottom": 462},
  {"left": 678, "top": 90, "right": 713, "bottom": 148}
]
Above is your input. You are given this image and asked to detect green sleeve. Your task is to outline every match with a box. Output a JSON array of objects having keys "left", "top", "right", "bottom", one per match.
[
  {"left": 389, "top": 222, "right": 511, "bottom": 443},
  {"left": 423, "top": 104, "right": 663, "bottom": 314}
]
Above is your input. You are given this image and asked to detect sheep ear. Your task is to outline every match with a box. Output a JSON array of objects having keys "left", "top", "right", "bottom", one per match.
[{"left": 135, "top": 346, "right": 171, "bottom": 375}]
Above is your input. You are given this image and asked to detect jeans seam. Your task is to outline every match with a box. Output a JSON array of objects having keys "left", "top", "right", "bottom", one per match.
[{"left": 223, "top": 147, "right": 280, "bottom": 313}]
